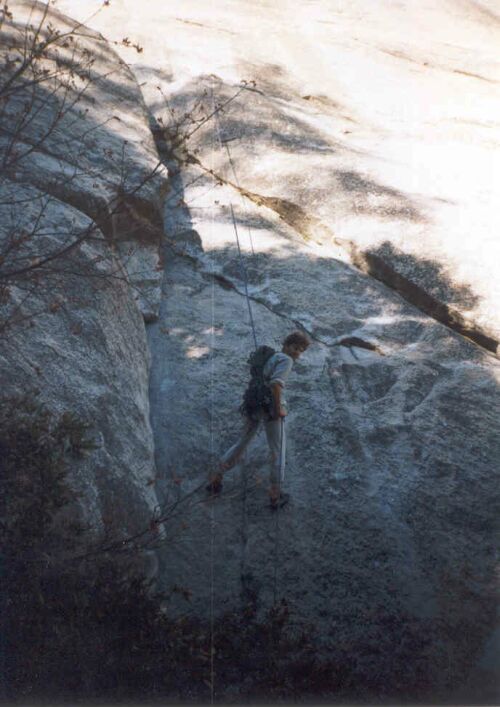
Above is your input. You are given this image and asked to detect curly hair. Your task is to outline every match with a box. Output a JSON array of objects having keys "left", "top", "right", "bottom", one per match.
[{"left": 283, "top": 331, "right": 311, "bottom": 349}]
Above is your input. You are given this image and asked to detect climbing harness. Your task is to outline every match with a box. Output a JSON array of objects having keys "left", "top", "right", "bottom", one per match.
[{"left": 239, "top": 345, "right": 276, "bottom": 419}]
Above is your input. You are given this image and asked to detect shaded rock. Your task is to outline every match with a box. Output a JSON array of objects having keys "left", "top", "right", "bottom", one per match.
[
  {"left": 1, "top": 0, "right": 168, "bottom": 320},
  {"left": 68, "top": 0, "right": 499, "bottom": 340},
  {"left": 0, "top": 3, "right": 167, "bottom": 546},
  {"left": 0, "top": 180, "right": 159, "bottom": 542}
]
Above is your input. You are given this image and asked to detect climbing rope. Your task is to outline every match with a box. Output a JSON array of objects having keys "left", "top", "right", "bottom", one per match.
[
  {"left": 209, "top": 85, "right": 217, "bottom": 707},
  {"left": 212, "top": 83, "right": 285, "bottom": 614},
  {"left": 211, "top": 91, "right": 258, "bottom": 349},
  {"left": 222, "top": 126, "right": 286, "bottom": 608},
  {"left": 273, "top": 416, "right": 285, "bottom": 604},
  {"left": 222, "top": 139, "right": 256, "bottom": 257},
  {"left": 229, "top": 202, "right": 258, "bottom": 350}
]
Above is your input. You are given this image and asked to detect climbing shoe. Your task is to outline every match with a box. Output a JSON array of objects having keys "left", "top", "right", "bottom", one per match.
[
  {"left": 206, "top": 475, "right": 223, "bottom": 496},
  {"left": 269, "top": 492, "right": 290, "bottom": 510}
]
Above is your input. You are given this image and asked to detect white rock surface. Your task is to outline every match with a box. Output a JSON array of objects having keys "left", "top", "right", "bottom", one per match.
[{"left": 56, "top": 0, "right": 500, "bottom": 342}]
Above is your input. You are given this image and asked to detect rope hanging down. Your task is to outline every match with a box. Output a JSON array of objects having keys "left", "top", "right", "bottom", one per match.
[
  {"left": 213, "top": 91, "right": 284, "bottom": 607},
  {"left": 229, "top": 203, "right": 258, "bottom": 350},
  {"left": 273, "top": 416, "right": 285, "bottom": 604},
  {"left": 212, "top": 90, "right": 258, "bottom": 350},
  {"left": 225, "top": 141, "right": 285, "bottom": 604},
  {"left": 223, "top": 139, "right": 255, "bottom": 256}
]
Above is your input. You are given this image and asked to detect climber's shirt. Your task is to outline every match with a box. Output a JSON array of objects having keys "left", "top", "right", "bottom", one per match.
[{"left": 263, "top": 352, "right": 293, "bottom": 414}]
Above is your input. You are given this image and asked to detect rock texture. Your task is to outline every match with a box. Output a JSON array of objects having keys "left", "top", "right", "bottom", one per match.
[
  {"left": 1, "top": 0, "right": 168, "bottom": 320},
  {"left": 26, "top": 0, "right": 500, "bottom": 701},
  {"left": 58, "top": 0, "right": 500, "bottom": 344},
  {"left": 0, "top": 1, "right": 168, "bottom": 544},
  {"left": 147, "top": 163, "right": 500, "bottom": 702}
]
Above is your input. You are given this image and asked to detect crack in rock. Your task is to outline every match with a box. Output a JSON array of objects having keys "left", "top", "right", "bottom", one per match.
[
  {"left": 192, "top": 155, "right": 498, "bottom": 357},
  {"left": 169, "top": 240, "right": 381, "bottom": 356}
]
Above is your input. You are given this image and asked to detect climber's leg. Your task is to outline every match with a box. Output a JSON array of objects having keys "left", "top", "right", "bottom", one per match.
[
  {"left": 207, "top": 416, "right": 260, "bottom": 492},
  {"left": 265, "top": 417, "right": 286, "bottom": 505}
]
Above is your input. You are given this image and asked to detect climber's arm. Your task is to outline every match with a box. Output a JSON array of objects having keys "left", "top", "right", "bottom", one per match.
[{"left": 270, "top": 382, "right": 286, "bottom": 419}]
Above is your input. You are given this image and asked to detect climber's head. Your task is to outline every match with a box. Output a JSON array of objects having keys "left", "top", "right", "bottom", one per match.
[{"left": 282, "top": 331, "right": 311, "bottom": 360}]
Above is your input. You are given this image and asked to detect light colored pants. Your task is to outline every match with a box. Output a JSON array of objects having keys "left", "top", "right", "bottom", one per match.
[{"left": 220, "top": 411, "right": 286, "bottom": 486}]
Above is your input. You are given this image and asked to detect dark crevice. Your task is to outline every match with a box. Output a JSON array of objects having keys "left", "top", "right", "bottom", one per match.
[{"left": 350, "top": 249, "right": 498, "bottom": 355}]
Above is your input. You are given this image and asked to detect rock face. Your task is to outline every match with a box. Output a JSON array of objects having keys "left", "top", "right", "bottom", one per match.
[
  {"left": 14, "top": 0, "right": 500, "bottom": 701},
  {"left": 147, "top": 167, "right": 500, "bottom": 701},
  {"left": 57, "top": 0, "right": 500, "bottom": 345},
  {"left": 0, "top": 1, "right": 168, "bottom": 544},
  {"left": 134, "top": 0, "right": 498, "bottom": 699},
  {"left": 1, "top": 0, "right": 168, "bottom": 321}
]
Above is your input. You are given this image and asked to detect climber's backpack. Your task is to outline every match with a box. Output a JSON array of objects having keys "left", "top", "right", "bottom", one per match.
[{"left": 240, "top": 345, "right": 276, "bottom": 420}]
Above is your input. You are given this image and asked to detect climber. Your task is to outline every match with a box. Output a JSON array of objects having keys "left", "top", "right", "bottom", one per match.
[{"left": 207, "top": 330, "right": 311, "bottom": 509}]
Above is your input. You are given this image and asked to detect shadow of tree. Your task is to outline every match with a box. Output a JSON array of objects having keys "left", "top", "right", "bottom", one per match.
[
  {"left": 149, "top": 73, "right": 360, "bottom": 159},
  {"left": 368, "top": 240, "right": 479, "bottom": 308},
  {"left": 148, "top": 70, "right": 429, "bottom": 281},
  {"left": 353, "top": 240, "right": 498, "bottom": 354},
  {"left": 335, "top": 169, "right": 426, "bottom": 222}
]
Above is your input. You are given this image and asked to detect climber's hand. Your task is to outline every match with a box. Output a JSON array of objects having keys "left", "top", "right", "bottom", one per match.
[{"left": 272, "top": 406, "right": 287, "bottom": 420}]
